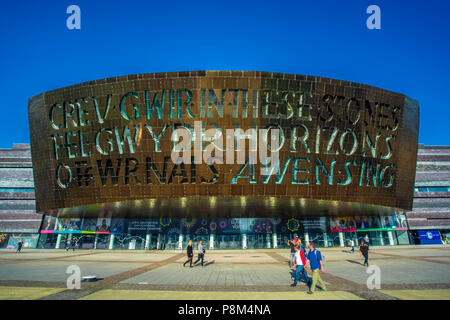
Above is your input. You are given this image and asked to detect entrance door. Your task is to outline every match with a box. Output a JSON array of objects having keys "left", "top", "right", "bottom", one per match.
[
  {"left": 147, "top": 234, "right": 158, "bottom": 249},
  {"left": 37, "top": 233, "right": 57, "bottom": 249},
  {"left": 215, "top": 235, "right": 224, "bottom": 249},
  {"left": 166, "top": 233, "right": 178, "bottom": 250},
  {"left": 357, "top": 231, "right": 380, "bottom": 246},
  {"left": 228, "top": 234, "right": 241, "bottom": 249},
  {"left": 95, "top": 234, "right": 110, "bottom": 249},
  {"left": 246, "top": 234, "right": 267, "bottom": 249},
  {"left": 77, "top": 234, "right": 96, "bottom": 249},
  {"left": 193, "top": 234, "right": 209, "bottom": 249},
  {"left": 256, "top": 234, "right": 265, "bottom": 248},
  {"left": 309, "top": 232, "right": 325, "bottom": 248},
  {"left": 246, "top": 234, "right": 255, "bottom": 249},
  {"left": 344, "top": 232, "right": 357, "bottom": 248}
]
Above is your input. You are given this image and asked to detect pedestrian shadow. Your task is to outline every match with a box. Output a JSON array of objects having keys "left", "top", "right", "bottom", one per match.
[
  {"left": 342, "top": 250, "right": 355, "bottom": 254},
  {"left": 346, "top": 259, "right": 365, "bottom": 266},
  {"left": 202, "top": 260, "right": 215, "bottom": 267}
]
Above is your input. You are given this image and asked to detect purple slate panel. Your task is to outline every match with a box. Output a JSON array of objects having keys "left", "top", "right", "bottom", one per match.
[
  {"left": 407, "top": 145, "right": 450, "bottom": 230},
  {"left": 0, "top": 144, "right": 41, "bottom": 233}
]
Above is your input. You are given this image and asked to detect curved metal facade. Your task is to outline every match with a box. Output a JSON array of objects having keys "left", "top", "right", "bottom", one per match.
[{"left": 28, "top": 71, "right": 419, "bottom": 218}]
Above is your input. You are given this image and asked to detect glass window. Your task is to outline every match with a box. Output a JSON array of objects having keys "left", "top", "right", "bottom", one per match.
[
  {"left": 113, "top": 234, "right": 145, "bottom": 250},
  {"left": 308, "top": 232, "right": 325, "bottom": 247},
  {"left": 36, "top": 233, "right": 58, "bottom": 249},
  {"left": 95, "top": 234, "right": 110, "bottom": 249},
  {"left": 343, "top": 232, "right": 358, "bottom": 247},
  {"left": 416, "top": 186, "right": 450, "bottom": 192},
  {"left": 7, "top": 233, "right": 39, "bottom": 248},
  {"left": 162, "top": 234, "right": 178, "bottom": 250},
  {"left": 246, "top": 234, "right": 266, "bottom": 249},
  {"left": 78, "top": 234, "right": 96, "bottom": 249},
  {"left": 329, "top": 232, "right": 341, "bottom": 247},
  {"left": 0, "top": 233, "right": 10, "bottom": 248}
]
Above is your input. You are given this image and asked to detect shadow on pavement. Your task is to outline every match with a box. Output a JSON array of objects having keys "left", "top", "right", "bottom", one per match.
[
  {"left": 346, "top": 259, "right": 365, "bottom": 266},
  {"left": 202, "top": 260, "right": 215, "bottom": 267}
]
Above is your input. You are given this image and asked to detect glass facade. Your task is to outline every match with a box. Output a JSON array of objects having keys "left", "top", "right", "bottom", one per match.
[
  {"left": 34, "top": 214, "right": 409, "bottom": 250},
  {"left": 3, "top": 233, "right": 40, "bottom": 249}
]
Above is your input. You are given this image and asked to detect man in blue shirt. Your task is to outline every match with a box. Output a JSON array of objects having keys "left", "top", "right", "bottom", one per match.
[{"left": 305, "top": 242, "right": 327, "bottom": 294}]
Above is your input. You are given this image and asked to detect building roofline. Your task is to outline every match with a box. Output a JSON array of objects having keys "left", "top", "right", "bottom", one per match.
[{"left": 418, "top": 144, "right": 450, "bottom": 149}]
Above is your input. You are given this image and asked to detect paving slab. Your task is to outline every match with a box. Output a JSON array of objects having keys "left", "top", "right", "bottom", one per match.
[
  {"left": 325, "top": 259, "right": 450, "bottom": 285},
  {"left": 58, "top": 252, "right": 177, "bottom": 263},
  {"left": 122, "top": 263, "right": 329, "bottom": 287},
  {"left": 371, "top": 248, "right": 448, "bottom": 257},
  {"left": 80, "top": 289, "right": 363, "bottom": 300},
  {"left": 380, "top": 289, "right": 450, "bottom": 300},
  {"left": 176, "top": 253, "right": 277, "bottom": 264},
  {"left": 0, "top": 250, "right": 93, "bottom": 261},
  {"left": 0, "top": 261, "right": 148, "bottom": 282},
  {"left": 423, "top": 257, "right": 450, "bottom": 264},
  {"left": 0, "top": 286, "right": 66, "bottom": 300}
]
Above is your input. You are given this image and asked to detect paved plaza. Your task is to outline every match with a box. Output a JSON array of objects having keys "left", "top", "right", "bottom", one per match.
[{"left": 0, "top": 245, "right": 449, "bottom": 300}]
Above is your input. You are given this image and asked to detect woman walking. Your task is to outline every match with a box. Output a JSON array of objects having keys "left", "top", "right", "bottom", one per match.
[
  {"left": 183, "top": 240, "right": 194, "bottom": 268},
  {"left": 360, "top": 240, "right": 369, "bottom": 266},
  {"left": 349, "top": 237, "right": 355, "bottom": 253},
  {"left": 17, "top": 238, "right": 23, "bottom": 253}
]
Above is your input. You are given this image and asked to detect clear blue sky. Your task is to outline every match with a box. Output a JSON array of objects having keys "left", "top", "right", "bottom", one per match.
[{"left": 0, "top": 0, "right": 449, "bottom": 147}]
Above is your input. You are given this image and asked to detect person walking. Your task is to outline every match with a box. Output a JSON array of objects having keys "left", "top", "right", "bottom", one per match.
[
  {"left": 305, "top": 242, "right": 327, "bottom": 294},
  {"left": 291, "top": 239, "right": 307, "bottom": 279},
  {"left": 350, "top": 237, "right": 355, "bottom": 253},
  {"left": 287, "top": 239, "right": 296, "bottom": 269},
  {"left": 183, "top": 240, "right": 194, "bottom": 268},
  {"left": 17, "top": 238, "right": 23, "bottom": 253},
  {"left": 297, "top": 239, "right": 306, "bottom": 256},
  {"left": 291, "top": 246, "right": 311, "bottom": 288},
  {"left": 66, "top": 237, "right": 77, "bottom": 251},
  {"left": 364, "top": 234, "right": 370, "bottom": 250},
  {"left": 71, "top": 236, "right": 76, "bottom": 251},
  {"left": 360, "top": 240, "right": 369, "bottom": 266},
  {"left": 193, "top": 240, "right": 205, "bottom": 266}
]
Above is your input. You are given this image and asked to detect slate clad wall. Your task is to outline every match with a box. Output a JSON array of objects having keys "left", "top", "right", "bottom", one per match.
[
  {"left": 408, "top": 145, "right": 450, "bottom": 230},
  {"left": 0, "top": 144, "right": 41, "bottom": 233}
]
